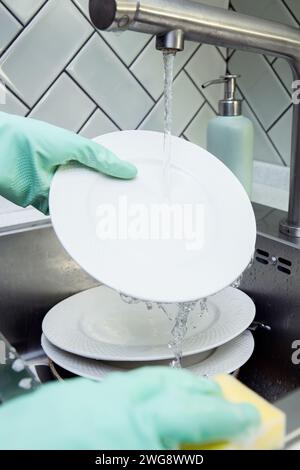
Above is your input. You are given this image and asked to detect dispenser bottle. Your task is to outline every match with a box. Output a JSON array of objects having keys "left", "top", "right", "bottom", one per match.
[{"left": 203, "top": 74, "right": 254, "bottom": 196}]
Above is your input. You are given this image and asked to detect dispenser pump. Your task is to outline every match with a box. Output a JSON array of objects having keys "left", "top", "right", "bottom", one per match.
[{"left": 202, "top": 74, "right": 242, "bottom": 117}]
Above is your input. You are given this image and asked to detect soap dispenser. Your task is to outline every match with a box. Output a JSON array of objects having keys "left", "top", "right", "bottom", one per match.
[{"left": 203, "top": 74, "right": 254, "bottom": 196}]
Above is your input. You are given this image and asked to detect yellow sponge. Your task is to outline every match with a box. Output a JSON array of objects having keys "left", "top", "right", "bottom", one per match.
[{"left": 184, "top": 374, "right": 286, "bottom": 450}]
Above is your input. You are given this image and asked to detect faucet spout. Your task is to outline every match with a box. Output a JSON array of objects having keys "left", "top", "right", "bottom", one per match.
[
  {"left": 89, "top": 0, "right": 300, "bottom": 237},
  {"left": 156, "top": 30, "right": 185, "bottom": 52}
]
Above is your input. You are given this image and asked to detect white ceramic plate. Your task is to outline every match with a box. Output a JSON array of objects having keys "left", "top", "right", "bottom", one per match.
[
  {"left": 42, "top": 285, "right": 256, "bottom": 361},
  {"left": 49, "top": 130, "right": 256, "bottom": 303},
  {"left": 41, "top": 331, "right": 254, "bottom": 380}
]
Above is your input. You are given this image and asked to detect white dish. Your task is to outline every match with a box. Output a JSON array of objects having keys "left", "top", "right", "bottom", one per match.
[
  {"left": 49, "top": 130, "right": 256, "bottom": 303},
  {"left": 41, "top": 331, "right": 254, "bottom": 380},
  {"left": 42, "top": 285, "right": 256, "bottom": 361}
]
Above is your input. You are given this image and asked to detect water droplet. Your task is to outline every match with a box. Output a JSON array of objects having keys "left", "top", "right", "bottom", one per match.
[
  {"left": 18, "top": 378, "right": 32, "bottom": 390},
  {"left": 120, "top": 294, "right": 140, "bottom": 304},
  {"left": 231, "top": 274, "right": 243, "bottom": 289},
  {"left": 12, "top": 359, "right": 25, "bottom": 373}
]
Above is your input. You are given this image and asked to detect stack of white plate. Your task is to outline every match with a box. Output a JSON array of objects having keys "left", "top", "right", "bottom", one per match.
[{"left": 41, "top": 285, "right": 255, "bottom": 380}]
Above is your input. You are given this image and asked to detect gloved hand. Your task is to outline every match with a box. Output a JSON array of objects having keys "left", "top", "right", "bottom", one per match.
[
  {"left": 0, "top": 112, "right": 137, "bottom": 214},
  {"left": 0, "top": 367, "right": 260, "bottom": 450}
]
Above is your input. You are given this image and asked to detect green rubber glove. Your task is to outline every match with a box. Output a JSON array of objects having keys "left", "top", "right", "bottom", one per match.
[
  {"left": 0, "top": 367, "right": 260, "bottom": 450},
  {"left": 0, "top": 112, "right": 137, "bottom": 214}
]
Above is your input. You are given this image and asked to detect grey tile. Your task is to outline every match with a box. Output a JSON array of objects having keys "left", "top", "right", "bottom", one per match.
[
  {"left": 100, "top": 31, "right": 151, "bottom": 66},
  {"left": 268, "top": 107, "right": 293, "bottom": 166},
  {"left": 131, "top": 37, "right": 198, "bottom": 100},
  {"left": 75, "top": 0, "right": 151, "bottom": 66},
  {"left": 283, "top": 0, "right": 300, "bottom": 23},
  {"left": 73, "top": 0, "right": 89, "bottom": 16},
  {"left": 229, "top": 51, "right": 290, "bottom": 129},
  {"left": 231, "top": 0, "right": 297, "bottom": 26},
  {"left": 75, "top": 0, "right": 151, "bottom": 71},
  {"left": 0, "top": 0, "right": 93, "bottom": 106},
  {"left": 184, "top": 103, "right": 216, "bottom": 149},
  {"left": 2, "top": 0, "right": 46, "bottom": 23},
  {"left": 0, "top": 87, "right": 28, "bottom": 116},
  {"left": 266, "top": 55, "right": 276, "bottom": 63},
  {"left": 273, "top": 59, "right": 293, "bottom": 95},
  {"left": 195, "top": 0, "right": 229, "bottom": 7},
  {"left": 80, "top": 108, "right": 118, "bottom": 138},
  {"left": 243, "top": 100, "right": 284, "bottom": 165},
  {"left": 217, "top": 47, "right": 227, "bottom": 59},
  {"left": 0, "top": 3, "right": 21, "bottom": 53},
  {"left": 29, "top": 73, "right": 95, "bottom": 132},
  {"left": 185, "top": 44, "right": 226, "bottom": 112},
  {"left": 68, "top": 34, "right": 153, "bottom": 129},
  {"left": 139, "top": 71, "right": 204, "bottom": 135}
]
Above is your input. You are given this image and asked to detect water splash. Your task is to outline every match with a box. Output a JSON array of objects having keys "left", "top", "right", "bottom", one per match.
[
  {"left": 199, "top": 298, "right": 208, "bottom": 316},
  {"left": 231, "top": 275, "right": 243, "bottom": 289},
  {"left": 119, "top": 293, "right": 208, "bottom": 369},
  {"left": 169, "top": 301, "right": 198, "bottom": 368},
  {"left": 231, "top": 253, "right": 255, "bottom": 289},
  {"left": 157, "top": 303, "right": 173, "bottom": 320},
  {"left": 163, "top": 51, "right": 176, "bottom": 201},
  {"left": 248, "top": 254, "right": 255, "bottom": 269},
  {"left": 119, "top": 294, "right": 140, "bottom": 304}
]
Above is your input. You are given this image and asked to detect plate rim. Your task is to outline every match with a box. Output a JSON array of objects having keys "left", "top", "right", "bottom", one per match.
[
  {"left": 41, "top": 330, "right": 254, "bottom": 380},
  {"left": 42, "top": 285, "right": 256, "bottom": 361}
]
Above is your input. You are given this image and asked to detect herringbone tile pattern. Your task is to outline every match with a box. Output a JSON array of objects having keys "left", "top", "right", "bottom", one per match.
[
  {"left": 230, "top": 0, "right": 299, "bottom": 166},
  {"left": 0, "top": 0, "right": 227, "bottom": 152}
]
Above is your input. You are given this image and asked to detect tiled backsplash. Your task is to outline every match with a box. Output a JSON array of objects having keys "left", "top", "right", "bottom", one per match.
[
  {"left": 0, "top": 0, "right": 229, "bottom": 218},
  {"left": 229, "top": 0, "right": 297, "bottom": 167},
  {"left": 0, "top": 0, "right": 228, "bottom": 140}
]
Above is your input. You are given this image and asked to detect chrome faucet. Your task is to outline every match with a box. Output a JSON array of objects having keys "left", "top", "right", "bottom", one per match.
[{"left": 89, "top": 0, "right": 300, "bottom": 238}]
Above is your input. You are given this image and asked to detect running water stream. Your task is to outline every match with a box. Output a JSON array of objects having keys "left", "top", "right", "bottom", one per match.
[
  {"left": 163, "top": 51, "right": 176, "bottom": 202},
  {"left": 119, "top": 52, "right": 202, "bottom": 369},
  {"left": 161, "top": 50, "right": 201, "bottom": 367},
  {"left": 120, "top": 294, "right": 208, "bottom": 368}
]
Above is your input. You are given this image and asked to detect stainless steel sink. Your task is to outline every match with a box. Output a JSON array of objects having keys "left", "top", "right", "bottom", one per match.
[
  {"left": 0, "top": 202, "right": 300, "bottom": 402},
  {"left": 240, "top": 204, "right": 300, "bottom": 401},
  {"left": 0, "top": 222, "right": 99, "bottom": 360}
]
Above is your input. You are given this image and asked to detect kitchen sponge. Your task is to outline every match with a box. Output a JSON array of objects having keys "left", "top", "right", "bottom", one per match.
[{"left": 184, "top": 374, "right": 286, "bottom": 450}]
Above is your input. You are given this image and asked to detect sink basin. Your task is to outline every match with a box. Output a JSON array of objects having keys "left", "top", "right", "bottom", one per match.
[{"left": 0, "top": 202, "right": 300, "bottom": 402}]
